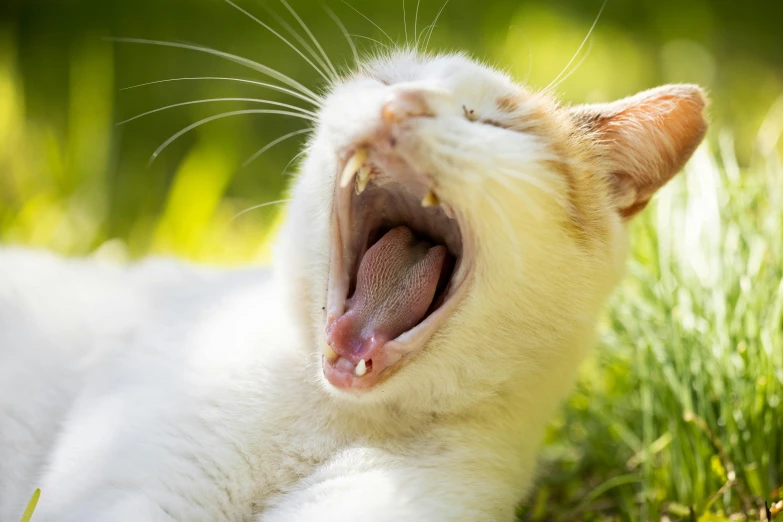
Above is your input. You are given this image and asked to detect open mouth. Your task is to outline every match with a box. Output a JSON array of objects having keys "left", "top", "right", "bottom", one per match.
[{"left": 323, "top": 146, "right": 471, "bottom": 391}]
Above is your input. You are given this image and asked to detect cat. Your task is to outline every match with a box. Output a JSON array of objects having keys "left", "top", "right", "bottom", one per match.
[{"left": 0, "top": 45, "right": 707, "bottom": 521}]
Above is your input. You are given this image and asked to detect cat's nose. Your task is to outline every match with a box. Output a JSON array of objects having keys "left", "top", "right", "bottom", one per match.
[{"left": 381, "top": 85, "right": 452, "bottom": 123}]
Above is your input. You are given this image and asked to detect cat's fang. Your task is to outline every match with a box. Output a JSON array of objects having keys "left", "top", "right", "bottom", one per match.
[
  {"left": 323, "top": 342, "right": 338, "bottom": 362},
  {"left": 421, "top": 190, "right": 439, "bottom": 207},
  {"left": 355, "top": 166, "right": 372, "bottom": 195},
  {"left": 340, "top": 147, "right": 368, "bottom": 188},
  {"left": 355, "top": 359, "right": 367, "bottom": 377}
]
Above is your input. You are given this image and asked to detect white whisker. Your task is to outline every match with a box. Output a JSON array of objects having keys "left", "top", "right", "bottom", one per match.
[
  {"left": 229, "top": 199, "right": 291, "bottom": 222},
  {"left": 242, "top": 128, "right": 311, "bottom": 168},
  {"left": 340, "top": 1, "right": 395, "bottom": 45},
  {"left": 108, "top": 37, "right": 322, "bottom": 105},
  {"left": 118, "top": 98, "right": 317, "bottom": 126},
  {"left": 119, "top": 77, "right": 320, "bottom": 107},
  {"left": 542, "top": 37, "right": 594, "bottom": 94},
  {"left": 224, "top": 0, "right": 333, "bottom": 83},
  {"left": 483, "top": 189, "right": 523, "bottom": 271},
  {"left": 281, "top": 148, "right": 309, "bottom": 176},
  {"left": 323, "top": 5, "right": 359, "bottom": 66},
  {"left": 148, "top": 109, "right": 315, "bottom": 166},
  {"left": 279, "top": 0, "right": 339, "bottom": 79},
  {"left": 403, "top": 0, "right": 408, "bottom": 46},
  {"left": 424, "top": 0, "right": 450, "bottom": 49},
  {"left": 542, "top": 0, "right": 607, "bottom": 93},
  {"left": 266, "top": 7, "right": 336, "bottom": 81},
  {"left": 413, "top": 0, "right": 422, "bottom": 49},
  {"left": 350, "top": 34, "right": 393, "bottom": 52}
]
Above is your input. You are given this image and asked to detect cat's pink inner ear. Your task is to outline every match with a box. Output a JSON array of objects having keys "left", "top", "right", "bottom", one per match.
[{"left": 571, "top": 84, "right": 708, "bottom": 219}]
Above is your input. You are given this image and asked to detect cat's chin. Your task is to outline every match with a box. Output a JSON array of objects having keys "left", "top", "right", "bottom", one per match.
[{"left": 321, "top": 144, "right": 473, "bottom": 392}]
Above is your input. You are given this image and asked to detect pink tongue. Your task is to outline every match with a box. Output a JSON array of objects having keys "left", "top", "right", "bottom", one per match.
[{"left": 328, "top": 226, "right": 447, "bottom": 359}]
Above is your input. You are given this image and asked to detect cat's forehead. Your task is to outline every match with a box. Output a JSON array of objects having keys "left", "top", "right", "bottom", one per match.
[{"left": 358, "top": 51, "right": 523, "bottom": 104}]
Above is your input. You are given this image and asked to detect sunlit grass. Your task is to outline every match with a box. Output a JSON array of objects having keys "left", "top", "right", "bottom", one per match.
[{"left": 521, "top": 142, "right": 783, "bottom": 521}]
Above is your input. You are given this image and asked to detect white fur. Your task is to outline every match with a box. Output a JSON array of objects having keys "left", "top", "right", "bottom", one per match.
[{"left": 1, "top": 52, "right": 633, "bottom": 521}]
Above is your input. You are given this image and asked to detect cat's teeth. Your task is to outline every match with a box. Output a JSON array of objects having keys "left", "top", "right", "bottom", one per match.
[
  {"left": 323, "top": 342, "right": 338, "bottom": 362},
  {"left": 340, "top": 147, "right": 368, "bottom": 188},
  {"left": 355, "top": 359, "right": 367, "bottom": 377},
  {"left": 355, "top": 166, "right": 372, "bottom": 195},
  {"left": 421, "top": 190, "right": 439, "bottom": 207}
]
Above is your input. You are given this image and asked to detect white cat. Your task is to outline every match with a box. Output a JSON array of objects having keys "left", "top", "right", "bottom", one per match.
[{"left": 0, "top": 48, "right": 707, "bottom": 521}]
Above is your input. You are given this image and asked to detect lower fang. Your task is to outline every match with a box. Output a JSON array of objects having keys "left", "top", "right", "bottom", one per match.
[
  {"left": 323, "top": 342, "right": 338, "bottom": 361},
  {"left": 355, "top": 359, "right": 367, "bottom": 377}
]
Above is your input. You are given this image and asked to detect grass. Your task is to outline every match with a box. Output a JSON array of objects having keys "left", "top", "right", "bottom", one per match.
[{"left": 520, "top": 139, "right": 783, "bottom": 521}]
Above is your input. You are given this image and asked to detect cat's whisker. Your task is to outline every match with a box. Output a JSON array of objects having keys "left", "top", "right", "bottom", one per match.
[
  {"left": 224, "top": 0, "right": 333, "bottom": 84},
  {"left": 323, "top": 5, "right": 360, "bottom": 66},
  {"left": 117, "top": 98, "right": 317, "bottom": 126},
  {"left": 340, "top": 1, "right": 395, "bottom": 46},
  {"left": 413, "top": 0, "right": 422, "bottom": 50},
  {"left": 108, "top": 38, "right": 322, "bottom": 106},
  {"left": 279, "top": 0, "right": 340, "bottom": 80},
  {"left": 281, "top": 149, "right": 309, "bottom": 177},
  {"left": 541, "top": 0, "right": 607, "bottom": 93},
  {"left": 148, "top": 109, "right": 315, "bottom": 166},
  {"left": 119, "top": 77, "right": 321, "bottom": 107},
  {"left": 542, "top": 37, "right": 594, "bottom": 94},
  {"left": 402, "top": 0, "right": 408, "bottom": 47},
  {"left": 242, "top": 128, "right": 312, "bottom": 168},
  {"left": 424, "top": 0, "right": 450, "bottom": 50},
  {"left": 266, "top": 7, "right": 336, "bottom": 81},
  {"left": 483, "top": 189, "right": 523, "bottom": 272},
  {"left": 350, "top": 34, "right": 393, "bottom": 52},
  {"left": 229, "top": 198, "right": 291, "bottom": 223}
]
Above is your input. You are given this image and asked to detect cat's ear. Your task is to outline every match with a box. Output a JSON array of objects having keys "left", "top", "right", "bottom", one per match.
[{"left": 569, "top": 84, "right": 708, "bottom": 219}]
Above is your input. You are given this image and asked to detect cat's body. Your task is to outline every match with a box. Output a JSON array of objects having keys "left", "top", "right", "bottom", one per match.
[
  {"left": 0, "top": 49, "right": 707, "bottom": 521},
  {"left": 0, "top": 248, "right": 548, "bottom": 521}
]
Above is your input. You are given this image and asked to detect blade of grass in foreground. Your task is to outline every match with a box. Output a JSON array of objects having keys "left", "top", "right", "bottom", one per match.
[{"left": 20, "top": 489, "right": 40, "bottom": 522}]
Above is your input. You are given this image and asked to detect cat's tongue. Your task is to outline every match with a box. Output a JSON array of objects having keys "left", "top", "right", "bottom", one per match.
[{"left": 328, "top": 226, "right": 447, "bottom": 360}]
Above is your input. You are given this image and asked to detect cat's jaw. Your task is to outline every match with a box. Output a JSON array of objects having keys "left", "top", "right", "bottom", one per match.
[{"left": 321, "top": 127, "right": 475, "bottom": 391}]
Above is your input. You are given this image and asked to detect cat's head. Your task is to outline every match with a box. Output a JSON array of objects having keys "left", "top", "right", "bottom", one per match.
[{"left": 277, "top": 50, "right": 707, "bottom": 411}]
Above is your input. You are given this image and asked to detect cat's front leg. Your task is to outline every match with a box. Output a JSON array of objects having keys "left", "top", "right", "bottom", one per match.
[{"left": 258, "top": 447, "right": 523, "bottom": 522}]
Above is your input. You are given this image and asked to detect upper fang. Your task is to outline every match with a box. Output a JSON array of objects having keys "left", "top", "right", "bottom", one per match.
[
  {"left": 421, "top": 190, "right": 439, "bottom": 207},
  {"left": 355, "top": 165, "right": 372, "bottom": 195},
  {"left": 340, "top": 147, "right": 368, "bottom": 188}
]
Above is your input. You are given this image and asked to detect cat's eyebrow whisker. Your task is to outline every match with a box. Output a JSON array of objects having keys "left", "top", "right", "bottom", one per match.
[
  {"left": 541, "top": 37, "right": 594, "bottom": 95},
  {"left": 340, "top": 1, "right": 395, "bottom": 46},
  {"left": 265, "top": 7, "right": 336, "bottom": 82},
  {"left": 119, "top": 77, "right": 321, "bottom": 107},
  {"left": 413, "top": 0, "right": 422, "bottom": 50},
  {"left": 542, "top": 0, "right": 607, "bottom": 93},
  {"left": 229, "top": 198, "right": 292, "bottom": 223},
  {"left": 402, "top": 0, "right": 408, "bottom": 46},
  {"left": 108, "top": 38, "right": 322, "bottom": 106},
  {"left": 350, "top": 34, "right": 393, "bottom": 52},
  {"left": 117, "top": 98, "right": 317, "bottom": 126},
  {"left": 223, "top": 0, "right": 333, "bottom": 84},
  {"left": 279, "top": 0, "right": 340, "bottom": 80},
  {"left": 323, "top": 5, "right": 359, "bottom": 66},
  {"left": 242, "top": 128, "right": 311, "bottom": 168},
  {"left": 148, "top": 109, "right": 315, "bottom": 166},
  {"left": 424, "top": 0, "right": 450, "bottom": 49}
]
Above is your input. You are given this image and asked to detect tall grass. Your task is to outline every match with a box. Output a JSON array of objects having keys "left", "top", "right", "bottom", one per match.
[{"left": 521, "top": 139, "right": 783, "bottom": 521}]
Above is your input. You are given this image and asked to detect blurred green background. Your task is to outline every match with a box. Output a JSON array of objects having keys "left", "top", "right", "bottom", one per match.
[
  {"left": 1, "top": 0, "right": 782, "bottom": 263},
  {"left": 2, "top": 2, "right": 783, "bottom": 520}
]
